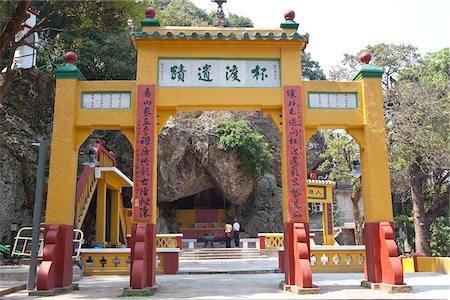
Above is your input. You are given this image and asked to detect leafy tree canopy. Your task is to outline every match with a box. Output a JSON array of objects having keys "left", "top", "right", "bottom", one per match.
[
  {"left": 214, "top": 119, "right": 272, "bottom": 176},
  {"left": 301, "top": 52, "right": 326, "bottom": 80},
  {"left": 1, "top": 0, "right": 253, "bottom": 79}
]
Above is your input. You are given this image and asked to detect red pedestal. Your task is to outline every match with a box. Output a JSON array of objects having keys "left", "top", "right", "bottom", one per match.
[
  {"left": 364, "top": 222, "right": 404, "bottom": 285},
  {"left": 412, "top": 251, "right": 426, "bottom": 272},
  {"left": 278, "top": 249, "right": 285, "bottom": 273},
  {"left": 176, "top": 236, "right": 183, "bottom": 249},
  {"left": 284, "top": 222, "right": 312, "bottom": 288},
  {"left": 37, "top": 224, "right": 73, "bottom": 290},
  {"left": 163, "top": 252, "right": 179, "bottom": 274},
  {"left": 259, "top": 236, "right": 266, "bottom": 249},
  {"left": 129, "top": 223, "right": 156, "bottom": 289}
]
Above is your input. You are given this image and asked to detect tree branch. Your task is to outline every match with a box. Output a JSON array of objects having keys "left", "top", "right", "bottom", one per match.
[{"left": 0, "top": 0, "right": 31, "bottom": 58}]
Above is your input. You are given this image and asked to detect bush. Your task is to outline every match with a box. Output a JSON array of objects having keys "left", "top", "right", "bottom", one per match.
[
  {"left": 429, "top": 216, "right": 450, "bottom": 257},
  {"left": 215, "top": 119, "right": 272, "bottom": 176}
]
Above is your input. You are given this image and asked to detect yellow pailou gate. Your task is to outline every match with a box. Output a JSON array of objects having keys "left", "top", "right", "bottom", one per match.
[{"left": 37, "top": 6, "right": 404, "bottom": 294}]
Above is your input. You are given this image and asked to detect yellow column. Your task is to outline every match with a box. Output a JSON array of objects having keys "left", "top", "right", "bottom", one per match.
[
  {"left": 110, "top": 189, "right": 120, "bottom": 247},
  {"left": 45, "top": 78, "right": 79, "bottom": 226},
  {"left": 95, "top": 179, "right": 107, "bottom": 246},
  {"left": 358, "top": 72, "right": 393, "bottom": 222}
]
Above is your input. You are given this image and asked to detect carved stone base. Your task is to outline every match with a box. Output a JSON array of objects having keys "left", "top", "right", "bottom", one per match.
[
  {"left": 122, "top": 285, "right": 160, "bottom": 296},
  {"left": 29, "top": 283, "right": 79, "bottom": 296},
  {"left": 361, "top": 280, "right": 413, "bottom": 293},
  {"left": 279, "top": 281, "right": 320, "bottom": 294}
]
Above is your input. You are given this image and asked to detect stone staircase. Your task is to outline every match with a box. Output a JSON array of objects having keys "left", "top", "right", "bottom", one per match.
[{"left": 180, "top": 248, "right": 267, "bottom": 260}]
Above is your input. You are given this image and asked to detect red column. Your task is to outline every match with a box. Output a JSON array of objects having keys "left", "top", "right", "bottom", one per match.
[
  {"left": 284, "top": 222, "right": 312, "bottom": 287},
  {"left": 364, "top": 222, "right": 404, "bottom": 285},
  {"left": 37, "top": 224, "right": 73, "bottom": 290},
  {"left": 130, "top": 223, "right": 156, "bottom": 289},
  {"left": 129, "top": 84, "right": 157, "bottom": 289},
  {"left": 282, "top": 86, "right": 312, "bottom": 288}
]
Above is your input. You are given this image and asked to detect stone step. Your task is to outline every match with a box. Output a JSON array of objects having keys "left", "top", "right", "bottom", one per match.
[
  {"left": 180, "top": 248, "right": 267, "bottom": 260},
  {"left": 180, "top": 256, "right": 267, "bottom": 260}
]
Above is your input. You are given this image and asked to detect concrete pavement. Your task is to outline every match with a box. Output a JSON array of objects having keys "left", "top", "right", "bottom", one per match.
[
  {"left": 2, "top": 272, "right": 449, "bottom": 299},
  {"left": 1, "top": 258, "right": 449, "bottom": 299}
]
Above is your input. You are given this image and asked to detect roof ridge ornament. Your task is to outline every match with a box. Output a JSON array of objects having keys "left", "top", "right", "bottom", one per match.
[
  {"left": 280, "top": 10, "right": 299, "bottom": 30},
  {"left": 141, "top": 7, "right": 160, "bottom": 27},
  {"left": 212, "top": 0, "right": 227, "bottom": 27}
]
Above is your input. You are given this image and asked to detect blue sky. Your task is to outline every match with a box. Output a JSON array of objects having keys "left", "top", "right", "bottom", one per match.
[{"left": 191, "top": 0, "right": 450, "bottom": 73}]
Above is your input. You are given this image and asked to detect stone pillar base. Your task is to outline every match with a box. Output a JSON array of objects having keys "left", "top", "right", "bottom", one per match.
[
  {"left": 122, "top": 285, "right": 160, "bottom": 297},
  {"left": 29, "top": 283, "right": 79, "bottom": 296},
  {"left": 361, "top": 280, "right": 412, "bottom": 293},
  {"left": 279, "top": 281, "right": 320, "bottom": 294}
]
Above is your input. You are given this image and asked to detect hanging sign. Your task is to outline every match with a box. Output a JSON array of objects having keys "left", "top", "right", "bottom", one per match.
[
  {"left": 133, "top": 85, "right": 155, "bottom": 222},
  {"left": 81, "top": 92, "right": 131, "bottom": 109},
  {"left": 308, "top": 92, "right": 358, "bottom": 109},
  {"left": 158, "top": 59, "right": 280, "bottom": 88},
  {"left": 284, "top": 86, "right": 308, "bottom": 222}
]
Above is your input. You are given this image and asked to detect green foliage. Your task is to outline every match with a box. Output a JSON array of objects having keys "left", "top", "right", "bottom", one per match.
[
  {"left": 393, "top": 214, "right": 415, "bottom": 250},
  {"left": 429, "top": 216, "right": 450, "bottom": 257},
  {"left": 318, "top": 130, "right": 360, "bottom": 188},
  {"left": 334, "top": 43, "right": 420, "bottom": 88},
  {"left": 119, "top": 290, "right": 154, "bottom": 297},
  {"left": 225, "top": 13, "right": 253, "bottom": 27},
  {"left": 301, "top": 52, "right": 326, "bottom": 80},
  {"left": 27, "top": 0, "right": 254, "bottom": 79},
  {"left": 215, "top": 119, "right": 272, "bottom": 176},
  {"left": 155, "top": 0, "right": 210, "bottom": 26}
]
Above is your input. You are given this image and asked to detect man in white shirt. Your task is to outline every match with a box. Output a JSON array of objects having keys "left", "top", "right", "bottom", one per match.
[{"left": 232, "top": 218, "right": 240, "bottom": 247}]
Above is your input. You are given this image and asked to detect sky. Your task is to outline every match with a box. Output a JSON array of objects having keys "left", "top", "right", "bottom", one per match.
[{"left": 190, "top": 0, "right": 450, "bottom": 73}]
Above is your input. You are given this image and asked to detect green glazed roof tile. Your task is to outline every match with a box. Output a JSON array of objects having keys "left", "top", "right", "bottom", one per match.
[{"left": 131, "top": 31, "right": 308, "bottom": 42}]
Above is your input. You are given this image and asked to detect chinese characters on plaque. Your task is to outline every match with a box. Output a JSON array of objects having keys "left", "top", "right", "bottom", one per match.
[
  {"left": 81, "top": 92, "right": 131, "bottom": 109},
  {"left": 133, "top": 85, "right": 155, "bottom": 222},
  {"left": 284, "top": 86, "right": 307, "bottom": 222},
  {"left": 308, "top": 92, "right": 358, "bottom": 109},
  {"left": 159, "top": 59, "right": 280, "bottom": 88},
  {"left": 307, "top": 186, "right": 326, "bottom": 201}
]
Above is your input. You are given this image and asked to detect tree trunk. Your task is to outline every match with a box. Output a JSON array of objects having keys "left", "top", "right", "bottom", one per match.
[
  {"left": 0, "top": 0, "right": 31, "bottom": 60},
  {"left": 410, "top": 160, "right": 431, "bottom": 255},
  {"left": 351, "top": 187, "right": 363, "bottom": 245}
]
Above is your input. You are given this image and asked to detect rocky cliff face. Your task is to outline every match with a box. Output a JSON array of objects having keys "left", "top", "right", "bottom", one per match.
[
  {"left": 0, "top": 70, "right": 326, "bottom": 242},
  {"left": 0, "top": 69, "right": 55, "bottom": 244}
]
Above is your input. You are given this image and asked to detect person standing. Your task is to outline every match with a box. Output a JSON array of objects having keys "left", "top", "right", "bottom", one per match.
[
  {"left": 224, "top": 221, "right": 232, "bottom": 248},
  {"left": 233, "top": 218, "right": 240, "bottom": 247}
]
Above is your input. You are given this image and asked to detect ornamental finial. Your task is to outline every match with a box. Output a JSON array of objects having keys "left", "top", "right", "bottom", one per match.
[
  {"left": 145, "top": 7, "right": 156, "bottom": 19},
  {"left": 212, "top": 0, "right": 227, "bottom": 27},
  {"left": 65, "top": 52, "right": 78, "bottom": 64},
  {"left": 284, "top": 10, "right": 295, "bottom": 21},
  {"left": 359, "top": 51, "right": 372, "bottom": 64}
]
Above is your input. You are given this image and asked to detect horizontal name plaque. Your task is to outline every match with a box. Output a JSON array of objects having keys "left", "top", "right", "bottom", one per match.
[
  {"left": 81, "top": 92, "right": 131, "bottom": 109},
  {"left": 308, "top": 92, "right": 358, "bottom": 109},
  {"left": 158, "top": 58, "right": 280, "bottom": 88}
]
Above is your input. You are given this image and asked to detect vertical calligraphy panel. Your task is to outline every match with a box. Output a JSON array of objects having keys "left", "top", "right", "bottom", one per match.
[
  {"left": 133, "top": 85, "right": 155, "bottom": 223},
  {"left": 284, "top": 86, "right": 307, "bottom": 222},
  {"left": 327, "top": 203, "right": 333, "bottom": 235}
]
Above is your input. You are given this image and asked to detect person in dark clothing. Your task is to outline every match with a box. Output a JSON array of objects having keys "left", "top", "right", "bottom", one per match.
[{"left": 233, "top": 218, "right": 240, "bottom": 247}]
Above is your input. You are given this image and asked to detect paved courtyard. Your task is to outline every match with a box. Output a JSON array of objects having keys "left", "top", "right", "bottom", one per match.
[{"left": 2, "top": 272, "right": 449, "bottom": 299}]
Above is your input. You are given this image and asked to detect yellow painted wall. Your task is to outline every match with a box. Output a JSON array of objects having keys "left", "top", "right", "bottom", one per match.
[
  {"left": 176, "top": 209, "right": 227, "bottom": 229},
  {"left": 402, "top": 258, "right": 415, "bottom": 273},
  {"left": 417, "top": 257, "right": 450, "bottom": 274}
]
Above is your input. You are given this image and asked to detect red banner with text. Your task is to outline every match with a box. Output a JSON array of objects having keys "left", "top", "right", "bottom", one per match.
[
  {"left": 133, "top": 85, "right": 155, "bottom": 223},
  {"left": 284, "top": 86, "right": 307, "bottom": 222}
]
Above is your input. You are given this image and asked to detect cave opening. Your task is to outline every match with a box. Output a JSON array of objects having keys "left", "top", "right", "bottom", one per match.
[{"left": 160, "top": 188, "right": 229, "bottom": 241}]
